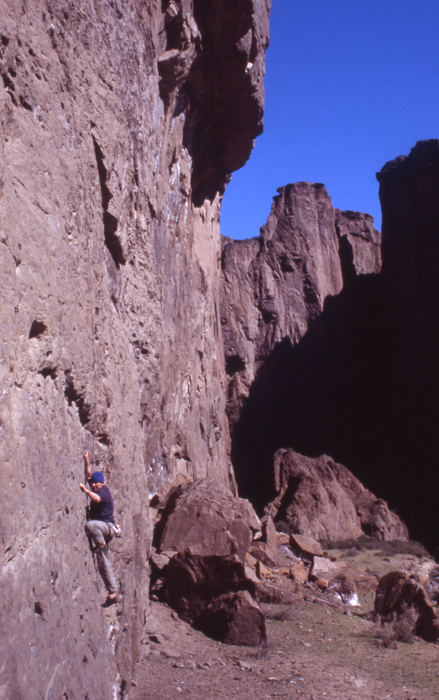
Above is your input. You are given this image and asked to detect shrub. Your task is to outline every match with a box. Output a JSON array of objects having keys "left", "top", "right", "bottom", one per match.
[{"left": 374, "top": 605, "right": 417, "bottom": 648}]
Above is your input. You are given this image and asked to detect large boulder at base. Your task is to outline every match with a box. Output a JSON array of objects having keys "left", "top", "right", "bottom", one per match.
[
  {"left": 197, "top": 590, "right": 266, "bottom": 647},
  {"left": 161, "top": 552, "right": 255, "bottom": 617},
  {"left": 266, "top": 449, "right": 408, "bottom": 542},
  {"left": 154, "top": 477, "right": 259, "bottom": 564},
  {"left": 160, "top": 552, "right": 266, "bottom": 646},
  {"left": 375, "top": 571, "right": 439, "bottom": 643}
]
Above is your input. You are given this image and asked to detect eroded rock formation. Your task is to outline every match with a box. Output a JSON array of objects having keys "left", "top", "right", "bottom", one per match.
[
  {"left": 265, "top": 449, "right": 408, "bottom": 542},
  {"left": 220, "top": 141, "right": 439, "bottom": 552},
  {"left": 0, "top": 0, "right": 269, "bottom": 696},
  {"left": 220, "top": 182, "right": 382, "bottom": 509},
  {"left": 221, "top": 182, "right": 381, "bottom": 419}
]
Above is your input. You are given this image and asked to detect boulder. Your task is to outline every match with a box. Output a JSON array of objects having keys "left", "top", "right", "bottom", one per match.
[
  {"left": 250, "top": 542, "right": 279, "bottom": 569},
  {"left": 276, "top": 533, "right": 290, "bottom": 546},
  {"left": 150, "top": 551, "right": 172, "bottom": 571},
  {"left": 152, "top": 479, "right": 267, "bottom": 646},
  {"left": 310, "top": 556, "right": 339, "bottom": 580},
  {"left": 197, "top": 591, "right": 266, "bottom": 647},
  {"left": 159, "top": 552, "right": 266, "bottom": 646},
  {"left": 254, "top": 582, "right": 296, "bottom": 605},
  {"left": 266, "top": 450, "right": 408, "bottom": 542},
  {"left": 290, "top": 533, "right": 324, "bottom": 558},
  {"left": 374, "top": 571, "right": 439, "bottom": 643},
  {"left": 289, "top": 562, "right": 310, "bottom": 584},
  {"left": 161, "top": 552, "right": 255, "bottom": 619},
  {"left": 154, "top": 477, "right": 259, "bottom": 564},
  {"left": 255, "top": 560, "right": 273, "bottom": 579},
  {"left": 261, "top": 515, "right": 279, "bottom": 557}
]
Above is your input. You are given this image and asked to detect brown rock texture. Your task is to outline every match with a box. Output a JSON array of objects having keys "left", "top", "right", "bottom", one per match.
[
  {"left": 220, "top": 183, "right": 381, "bottom": 510},
  {"left": 159, "top": 552, "right": 266, "bottom": 646},
  {"left": 154, "top": 476, "right": 260, "bottom": 564},
  {"left": 375, "top": 571, "right": 439, "bottom": 644},
  {"left": 151, "top": 477, "right": 266, "bottom": 645},
  {"left": 266, "top": 449, "right": 408, "bottom": 543},
  {"left": 197, "top": 589, "right": 266, "bottom": 646},
  {"left": 0, "top": 0, "right": 269, "bottom": 697},
  {"left": 221, "top": 182, "right": 381, "bottom": 425},
  {"left": 221, "top": 141, "right": 439, "bottom": 552}
]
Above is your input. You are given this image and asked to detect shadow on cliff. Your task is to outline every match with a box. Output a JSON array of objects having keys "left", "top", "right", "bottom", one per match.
[{"left": 231, "top": 269, "right": 439, "bottom": 552}]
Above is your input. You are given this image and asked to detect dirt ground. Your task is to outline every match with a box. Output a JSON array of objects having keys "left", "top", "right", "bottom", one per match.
[{"left": 130, "top": 548, "right": 439, "bottom": 700}]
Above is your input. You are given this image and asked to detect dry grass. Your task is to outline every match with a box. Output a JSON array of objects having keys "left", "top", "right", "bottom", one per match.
[
  {"left": 374, "top": 605, "right": 418, "bottom": 648},
  {"left": 260, "top": 604, "right": 296, "bottom": 621},
  {"left": 321, "top": 536, "right": 430, "bottom": 559}
]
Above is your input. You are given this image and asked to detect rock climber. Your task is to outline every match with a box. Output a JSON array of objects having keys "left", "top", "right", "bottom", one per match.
[{"left": 79, "top": 450, "right": 118, "bottom": 607}]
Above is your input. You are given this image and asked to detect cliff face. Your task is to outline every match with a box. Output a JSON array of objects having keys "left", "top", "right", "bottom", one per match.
[
  {"left": 0, "top": 1, "right": 269, "bottom": 697},
  {"left": 221, "top": 183, "right": 381, "bottom": 423},
  {"left": 377, "top": 139, "right": 439, "bottom": 546},
  {"left": 220, "top": 183, "right": 381, "bottom": 507},
  {"left": 220, "top": 143, "right": 439, "bottom": 552}
]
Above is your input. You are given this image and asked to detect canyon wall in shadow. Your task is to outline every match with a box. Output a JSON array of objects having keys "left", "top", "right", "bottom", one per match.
[{"left": 221, "top": 143, "right": 439, "bottom": 552}]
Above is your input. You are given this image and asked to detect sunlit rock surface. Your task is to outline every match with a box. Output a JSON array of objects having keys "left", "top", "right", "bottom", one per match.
[{"left": 0, "top": 0, "right": 269, "bottom": 696}]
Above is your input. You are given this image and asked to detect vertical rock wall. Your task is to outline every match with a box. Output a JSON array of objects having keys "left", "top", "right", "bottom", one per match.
[
  {"left": 377, "top": 139, "right": 439, "bottom": 547},
  {"left": 0, "top": 1, "right": 269, "bottom": 697}
]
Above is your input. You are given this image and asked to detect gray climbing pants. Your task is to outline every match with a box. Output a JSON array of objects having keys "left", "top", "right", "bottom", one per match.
[{"left": 85, "top": 520, "right": 117, "bottom": 595}]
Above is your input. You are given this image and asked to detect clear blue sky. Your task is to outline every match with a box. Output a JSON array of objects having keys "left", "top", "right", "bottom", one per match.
[{"left": 220, "top": 0, "right": 439, "bottom": 239}]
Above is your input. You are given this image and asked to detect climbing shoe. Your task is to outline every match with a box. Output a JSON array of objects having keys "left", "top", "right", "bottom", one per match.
[{"left": 102, "top": 596, "right": 118, "bottom": 608}]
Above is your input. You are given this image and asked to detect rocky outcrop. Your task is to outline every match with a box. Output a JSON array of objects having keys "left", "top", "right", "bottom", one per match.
[
  {"left": 266, "top": 450, "right": 408, "bottom": 543},
  {"left": 220, "top": 182, "right": 381, "bottom": 509},
  {"left": 0, "top": 0, "right": 269, "bottom": 697},
  {"left": 221, "top": 142, "right": 439, "bottom": 552},
  {"left": 151, "top": 478, "right": 265, "bottom": 646},
  {"left": 221, "top": 183, "right": 381, "bottom": 421}
]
